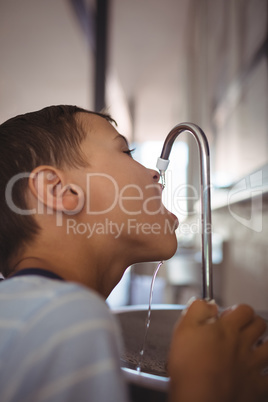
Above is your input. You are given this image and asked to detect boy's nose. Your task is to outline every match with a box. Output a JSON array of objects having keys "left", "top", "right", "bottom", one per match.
[{"left": 148, "top": 169, "right": 160, "bottom": 182}]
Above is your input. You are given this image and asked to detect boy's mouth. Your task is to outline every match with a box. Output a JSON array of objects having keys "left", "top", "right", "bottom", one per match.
[
  {"left": 173, "top": 215, "right": 179, "bottom": 230},
  {"left": 168, "top": 211, "right": 179, "bottom": 230}
]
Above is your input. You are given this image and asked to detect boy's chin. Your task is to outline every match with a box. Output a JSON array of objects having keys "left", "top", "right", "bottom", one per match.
[
  {"left": 148, "top": 235, "right": 178, "bottom": 262},
  {"left": 159, "top": 243, "right": 178, "bottom": 261}
]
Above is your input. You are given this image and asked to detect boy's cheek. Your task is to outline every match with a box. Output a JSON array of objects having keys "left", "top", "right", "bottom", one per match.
[{"left": 84, "top": 176, "right": 119, "bottom": 214}]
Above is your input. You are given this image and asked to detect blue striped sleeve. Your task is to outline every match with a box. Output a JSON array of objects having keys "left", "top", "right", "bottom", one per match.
[{"left": 0, "top": 277, "right": 129, "bottom": 402}]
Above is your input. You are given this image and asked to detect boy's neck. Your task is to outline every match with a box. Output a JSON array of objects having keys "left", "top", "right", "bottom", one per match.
[
  {"left": 11, "top": 254, "right": 98, "bottom": 290},
  {"left": 12, "top": 250, "right": 127, "bottom": 299}
]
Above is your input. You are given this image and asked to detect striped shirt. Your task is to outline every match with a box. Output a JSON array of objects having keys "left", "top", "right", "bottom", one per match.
[{"left": 0, "top": 270, "right": 128, "bottom": 402}]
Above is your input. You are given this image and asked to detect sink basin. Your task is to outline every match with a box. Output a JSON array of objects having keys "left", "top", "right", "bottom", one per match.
[
  {"left": 114, "top": 304, "right": 268, "bottom": 397},
  {"left": 114, "top": 304, "right": 268, "bottom": 402},
  {"left": 113, "top": 304, "right": 185, "bottom": 394}
]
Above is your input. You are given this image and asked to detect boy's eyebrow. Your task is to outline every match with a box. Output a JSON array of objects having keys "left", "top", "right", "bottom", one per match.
[{"left": 114, "top": 133, "right": 129, "bottom": 147}]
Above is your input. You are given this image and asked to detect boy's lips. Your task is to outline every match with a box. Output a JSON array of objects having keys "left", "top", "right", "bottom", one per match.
[
  {"left": 172, "top": 213, "right": 179, "bottom": 229},
  {"left": 168, "top": 211, "right": 179, "bottom": 229},
  {"left": 157, "top": 183, "right": 165, "bottom": 192}
]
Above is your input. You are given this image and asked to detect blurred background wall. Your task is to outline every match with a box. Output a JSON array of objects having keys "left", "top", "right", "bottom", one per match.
[
  {"left": 0, "top": 0, "right": 267, "bottom": 309},
  {"left": 0, "top": 0, "right": 94, "bottom": 121}
]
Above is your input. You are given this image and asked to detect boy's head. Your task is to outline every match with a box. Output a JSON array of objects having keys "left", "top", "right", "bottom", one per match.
[
  {"left": 0, "top": 105, "right": 114, "bottom": 277},
  {"left": 0, "top": 105, "right": 178, "bottom": 290}
]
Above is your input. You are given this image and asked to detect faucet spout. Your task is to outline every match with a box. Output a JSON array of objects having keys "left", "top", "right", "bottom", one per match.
[{"left": 157, "top": 123, "right": 213, "bottom": 300}]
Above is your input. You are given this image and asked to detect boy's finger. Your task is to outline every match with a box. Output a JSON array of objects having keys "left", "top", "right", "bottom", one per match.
[
  {"left": 221, "top": 304, "right": 255, "bottom": 330},
  {"left": 258, "top": 376, "right": 268, "bottom": 402},
  {"left": 252, "top": 340, "right": 268, "bottom": 369},
  {"left": 242, "top": 316, "right": 267, "bottom": 348},
  {"left": 183, "top": 299, "right": 218, "bottom": 324}
]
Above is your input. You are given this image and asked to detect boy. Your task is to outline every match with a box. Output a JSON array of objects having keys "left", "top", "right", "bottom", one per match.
[{"left": 0, "top": 105, "right": 267, "bottom": 402}]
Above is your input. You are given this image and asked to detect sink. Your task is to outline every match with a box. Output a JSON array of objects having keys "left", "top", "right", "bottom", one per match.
[
  {"left": 113, "top": 304, "right": 185, "bottom": 395},
  {"left": 114, "top": 304, "right": 268, "bottom": 402}
]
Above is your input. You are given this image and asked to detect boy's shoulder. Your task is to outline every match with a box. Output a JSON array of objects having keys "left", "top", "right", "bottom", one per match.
[
  {"left": 0, "top": 274, "right": 127, "bottom": 402},
  {"left": 0, "top": 273, "right": 120, "bottom": 362},
  {"left": 0, "top": 273, "right": 113, "bottom": 331}
]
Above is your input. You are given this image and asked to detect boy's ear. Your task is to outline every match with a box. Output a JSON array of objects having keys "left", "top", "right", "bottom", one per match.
[{"left": 28, "top": 166, "right": 84, "bottom": 214}]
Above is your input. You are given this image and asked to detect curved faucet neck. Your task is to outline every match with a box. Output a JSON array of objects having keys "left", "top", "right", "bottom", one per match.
[{"left": 157, "top": 122, "right": 213, "bottom": 300}]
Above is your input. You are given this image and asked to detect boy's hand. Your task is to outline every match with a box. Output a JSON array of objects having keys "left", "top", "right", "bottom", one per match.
[{"left": 168, "top": 299, "right": 268, "bottom": 402}]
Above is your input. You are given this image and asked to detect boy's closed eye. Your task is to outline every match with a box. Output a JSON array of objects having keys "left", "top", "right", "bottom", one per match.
[
  {"left": 114, "top": 133, "right": 135, "bottom": 158},
  {"left": 123, "top": 148, "right": 135, "bottom": 158}
]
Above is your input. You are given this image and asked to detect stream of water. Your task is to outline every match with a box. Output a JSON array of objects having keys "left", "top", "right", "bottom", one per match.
[{"left": 136, "top": 260, "right": 164, "bottom": 372}]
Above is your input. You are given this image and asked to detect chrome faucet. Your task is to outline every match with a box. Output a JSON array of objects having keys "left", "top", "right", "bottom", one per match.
[{"left": 157, "top": 123, "right": 213, "bottom": 300}]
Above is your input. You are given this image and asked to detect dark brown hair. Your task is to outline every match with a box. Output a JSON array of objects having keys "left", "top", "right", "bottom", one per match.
[{"left": 0, "top": 105, "right": 114, "bottom": 277}]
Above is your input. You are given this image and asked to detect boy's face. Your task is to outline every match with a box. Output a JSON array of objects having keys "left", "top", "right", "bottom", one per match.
[{"left": 68, "top": 113, "right": 178, "bottom": 265}]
